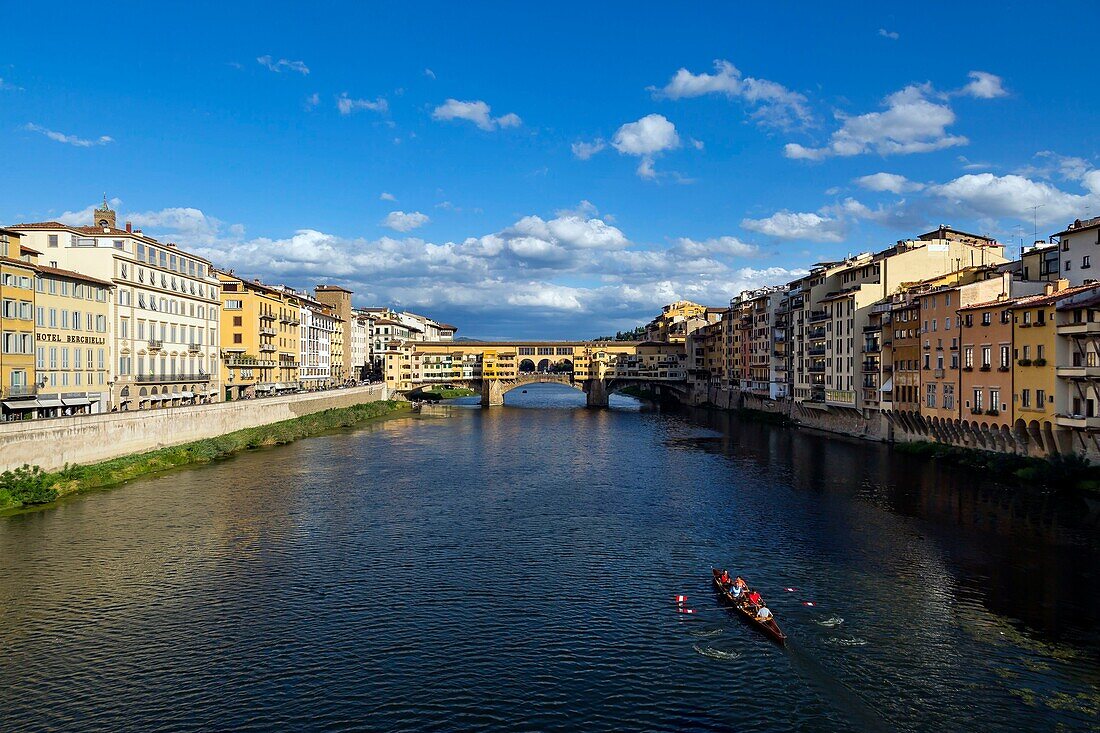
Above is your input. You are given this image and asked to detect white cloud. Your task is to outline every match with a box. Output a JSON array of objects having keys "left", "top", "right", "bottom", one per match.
[
  {"left": 651, "top": 59, "right": 810, "bottom": 128},
  {"left": 305, "top": 93, "right": 320, "bottom": 110},
  {"left": 674, "top": 236, "right": 760, "bottom": 257},
  {"left": 1017, "top": 151, "right": 1091, "bottom": 182},
  {"left": 257, "top": 55, "right": 310, "bottom": 75},
  {"left": 879, "top": 28, "right": 900, "bottom": 40},
  {"left": 424, "top": 68, "right": 436, "bottom": 79},
  {"left": 612, "top": 114, "right": 680, "bottom": 179},
  {"left": 383, "top": 211, "right": 430, "bottom": 232},
  {"left": 572, "top": 139, "right": 606, "bottom": 160},
  {"left": 855, "top": 172, "right": 924, "bottom": 193},
  {"left": 0, "top": 77, "right": 21, "bottom": 91},
  {"left": 741, "top": 210, "right": 845, "bottom": 242},
  {"left": 432, "top": 99, "right": 522, "bottom": 131},
  {"left": 337, "top": 94, "right": 388, "bottom": 115},
  {"left": 959, "top": 71, "right": 1007, "bottom": 99},
  {"left": 25, "top": 123, "right": 113, "bottom": 148},
  {"left": 928, "top": 172, "right": 1099, "bottom": 225},
  {"left": 56, "top": 198, "right": 124, "bottom": 226},
  {"left": 379, "top": 192, "right": 397, "bottom": 202},
  {"left": 785, "top": 82, "right": 968, "bottom": 160},
  {"left": 554, "top": 200, "right": 600, "bottom": 219}
]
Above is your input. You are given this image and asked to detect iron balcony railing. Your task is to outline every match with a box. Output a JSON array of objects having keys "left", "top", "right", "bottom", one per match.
[
  {"left": 3, "top": 384, "right": 38, "bottom": 398},
  {"left": 148, "top": 339, "right": 163, "bottom": 350},
  {"left": 135, "top": 373, "right": 212, "bottom": 383}
]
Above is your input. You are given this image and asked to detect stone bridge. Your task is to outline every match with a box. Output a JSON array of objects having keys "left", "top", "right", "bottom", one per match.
[{"left": 387, "top": 340, "right": 689, "bottom": 408}]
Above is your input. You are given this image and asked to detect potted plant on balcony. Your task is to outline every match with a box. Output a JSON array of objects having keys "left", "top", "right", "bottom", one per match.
[
  {"left": 1033, "top": 358, "right": 1047, "bottom": 366},
  {"left": 986, "top": 408, "right": 1000, "bottom": 416},
  {"left": 1018, "top": 358, "right": 1032, "bottom": 366},
  {"left": 979, "top": 364, "right": 991, "bottom": 372}
]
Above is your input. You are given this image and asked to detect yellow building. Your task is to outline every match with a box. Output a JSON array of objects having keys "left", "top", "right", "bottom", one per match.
[
  {"left": 0, "top": 229, "right": 37, "bottom": 420},
  {"left": 33, "top": 263, "right": 113, "bottom": 417},
  {"left": 217, "top": 272, "right": 302, "bottom": 400},
  {"left": 645, "top": 301, "right": 724, "bottom": 343},
  {"left": 1011, "top": 281, "right": 1096, "bottom": 443},
  {"left": 329, "top": 313, "right": 346, "bottom": 384}
]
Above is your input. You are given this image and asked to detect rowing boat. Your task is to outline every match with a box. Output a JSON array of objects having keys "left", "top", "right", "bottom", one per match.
[{"left": 711, "top": 569, "right": 787, "bottom": 645}]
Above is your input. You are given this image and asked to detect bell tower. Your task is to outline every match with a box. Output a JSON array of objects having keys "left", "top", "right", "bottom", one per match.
[{"left": 93, "top": 193, "right": 116, "bottom": 229}]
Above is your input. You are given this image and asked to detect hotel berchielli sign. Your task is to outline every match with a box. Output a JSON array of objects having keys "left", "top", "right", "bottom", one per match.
[{"left": 36, "top": 333, "right": 107, "bottom": 345}]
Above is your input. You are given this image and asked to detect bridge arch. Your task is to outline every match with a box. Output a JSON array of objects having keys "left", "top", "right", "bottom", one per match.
[
  {"left": 536, "top": 358, "right": 551, "bottom": 372},
  {"left": 518, "top": 359, "right": 536, "bottom": 372}
]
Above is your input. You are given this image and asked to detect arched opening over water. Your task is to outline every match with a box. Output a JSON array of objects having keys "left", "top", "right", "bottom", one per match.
[{"left": 518, "top": 359, "right": 536, "bottom": 373}]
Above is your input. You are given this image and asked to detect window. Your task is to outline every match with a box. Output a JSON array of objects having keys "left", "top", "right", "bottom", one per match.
[
  {"left": 990, "top": 389, "right": 1000, "bottom": 411},
  {"left": 225, "top": 299, "right": 243, "bottom": 310},
  {"left": 233, "top": 333, "right": 243, "bottom": 344},
  {"left": 981, "top": 346, "right": 991, "bottom": 367},
  {"left": 1021, "top": 389, "right": 1031, "bottom": 408},
  {"left": 974, "top": 389, "right": 984, "bottom": 410},
  {"left": 1000, "top": 345, "right": 1010, "bottom": 368},
  {"left": 1085, "top": 256, "right": 1092, "bottom": 269},
  {"left": 1037, "top": 389, "right": 1046, "bottom": 408},
  {"left": 926, "top": 383, "right": 937, "bottom": 407},
  {"left": 48, "top": 234, "right": 58, "bottom": 248},
  {"left": 1037, "top": 344, "right": 1045, "bottom": 360},
  {"left": 982, "top": 312, "right": 992, "bottom": 325},
  {"left": 944, "top": 383, "right": 955, "bottom": 409}
]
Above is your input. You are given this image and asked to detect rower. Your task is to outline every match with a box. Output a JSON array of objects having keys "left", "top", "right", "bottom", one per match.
[
  {"left": 731, "top": 583, "right": 745, "bottom": 599},
  {"left": 756, "top": 605, "right": 773, "bottom": 623},
  {"left": 746, "top": 590, "right": 762, "bottom": 607},
  {"left": 733, "top": 576, "right": 748, "bottom": 591},
  {"left": 719, "top": 570, "right": 731, "bottom": 587}
]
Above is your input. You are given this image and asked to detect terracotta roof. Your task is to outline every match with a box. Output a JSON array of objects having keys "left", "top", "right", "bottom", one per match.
[
  {"left": 8, "top": 222, "right": 214, "bottom": 264},
  {"left": 960, "top": 284, "right": 1100, "bottom": 311},
  {"left": 19, "top": 244, "right": 41, "bottom": 255},
  {"left": 1054, "top": 216, "right": 1100, "bottom": 237},
  {"left": 315, "top": 284, "right": 352, "bottom": 293},
  {"left": 434, "top": 322, "right": 458, "bottom": 331},
  {"left": 36, "top": 264, "right": 114, "bottom": 287},
  {"left": 0, "top": 255, "right": 37, "bottom": 271},
  {"left": 373, "top": 318, "right": 405, "bottom": 327}
]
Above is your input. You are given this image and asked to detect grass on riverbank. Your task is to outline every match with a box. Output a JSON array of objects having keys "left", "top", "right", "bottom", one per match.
[
  {"left": 894, "top": 441, "right": 1100, "bottom": 492},
  {"left": 0, "top": 400, "right": 410, "bottom": 513},
  {"left": 423, "top": 386, "right": 477, "bottom": 399}
]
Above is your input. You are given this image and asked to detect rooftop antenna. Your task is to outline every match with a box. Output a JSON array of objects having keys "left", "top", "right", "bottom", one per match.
[{"left": 1030, "top": 203, "right": 1045, "bottom": 243}]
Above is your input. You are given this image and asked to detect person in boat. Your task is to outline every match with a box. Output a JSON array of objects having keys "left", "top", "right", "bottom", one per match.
[
  {"left": 755, "top": 605, "right": 773, "bottom": 623},
  {"left": 733, "top": 576, "right": 748, "bottom": 591},
  {"left": 719, "top": 570, "right": 731, "bottom": 587},
  {"left": 745, "top": 590, "right": 763, "bottom": 608},
  {"left": 730, "top": 582, "right": 745, "bottom": 600}
]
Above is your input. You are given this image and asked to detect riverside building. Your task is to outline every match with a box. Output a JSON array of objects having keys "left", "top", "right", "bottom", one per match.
[
  {"left": 217, "top": 272, "right": 304, "bottom": 399},
  {"left": 11, "top": 200, "right": 221, "bottom": 410},
  {"left": 0, "top": 229, "right": 38, "bottom": 420}
]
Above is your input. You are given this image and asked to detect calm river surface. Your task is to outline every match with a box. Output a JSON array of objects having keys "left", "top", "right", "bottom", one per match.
[{"left": 2, "top": 384, "right": 1099, "bottom": 732}]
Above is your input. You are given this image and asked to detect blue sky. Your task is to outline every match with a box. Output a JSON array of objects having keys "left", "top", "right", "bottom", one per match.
[{"left": 2, "top": 1, "right": 1098, "bottom": 338}]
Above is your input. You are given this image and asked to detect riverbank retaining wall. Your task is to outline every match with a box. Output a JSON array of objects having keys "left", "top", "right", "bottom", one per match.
[{"left": 0, "top": 385, "right": 390, "bottom": 472}]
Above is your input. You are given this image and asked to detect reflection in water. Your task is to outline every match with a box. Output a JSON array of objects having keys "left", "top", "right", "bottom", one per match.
[{"left": 0, "top": 383, "right": 1097, "bottom": 732}]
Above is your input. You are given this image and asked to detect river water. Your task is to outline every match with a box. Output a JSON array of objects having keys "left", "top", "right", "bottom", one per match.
[{"left": 1, "top": 384, "right": 1098, "bottom": 732}]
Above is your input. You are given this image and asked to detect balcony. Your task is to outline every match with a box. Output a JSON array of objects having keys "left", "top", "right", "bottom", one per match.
[
  {"left": 808, "top": 364, "right": 826, "bottom": 374},
  {"left": 135, "top": 373, "right": 211, "bottom": 383},
  {"left": 1058, "top": 321, "right": 1100, "bottom": 335},
  {"left": 147, "top": 339, "right": 163, "bottom": 351},
  {"left": 863, "top": 324, "right": 882, "bottom": 332},
  {"left": 861, "top": 360, "right": 879, "bottom": 372},
  {"left": 226, "top": 356, "right": 276, "bottom": 367},
  {"left": 862, "top": 343, "right": 881, "bottom": 354},
  {"left": 807, "top": 345, "right": 827, "bottom": 356},
  {"left": 259, "top": 327, "right": 276, "bottom": 336},
  {"left": 1056, "top": 414, "right": 1100, "bottom": 429},
  {"left": 809, "top": 310, "right": 829, "bottom": 323},
  {"left": 188, "top": 343, "right": 202, "bottom": 352},
  {"left": 807, "top": 327, "right": 827, "bottom": 341},
  {"left": 259, "top": 311, "right": 276, "bottom": 321},
  {"left": 1057, "top": 365, "right": 1100, "bottom": 379},
  {"left": 2, "top": 384, "right": 37, "bottom": 398},
  {"left": 260, "top": 343, "right": 277, "bottom": 353}
]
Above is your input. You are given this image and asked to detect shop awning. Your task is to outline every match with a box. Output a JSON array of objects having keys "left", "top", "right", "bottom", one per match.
[
  {"left": 62, "top": 398, "right": 92, "bottom": 407},
  {"left": 148, "top": 395, "right": 163, "bottom": 401},
  {"left": 37, "top": 397, "right": 65, "bottom": 409},
  {"left": 208, "top": 389, "right": 218, "bottom": 395},
  {"left": 880, "top": 377, "right": 893, "bottom": 393},
  {"left": 2, "top": 399, "right": 41, "bottom": 410},
  {"left": 180, "top": 391, "right": 195, "bottom": 398}
]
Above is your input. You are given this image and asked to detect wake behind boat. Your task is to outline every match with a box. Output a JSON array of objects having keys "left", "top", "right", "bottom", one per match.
[{"left": 712, "top": 569, "right": 787, "bottom": 645}]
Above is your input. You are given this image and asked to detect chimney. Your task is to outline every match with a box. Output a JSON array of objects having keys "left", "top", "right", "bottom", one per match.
[
  {"left": 1057, "top": 278, "right": 1070, "bottom": 292},
  {"left": 125, "top": 221, "right": 132, "bottom": 233},
  {"left": 1044, "top": 282, "right": 1055, "bottom": 296}
]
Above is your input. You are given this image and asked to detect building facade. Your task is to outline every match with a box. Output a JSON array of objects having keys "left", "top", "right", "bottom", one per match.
[
  {"left": 0, "top": 230, "right": 38, "bottom": 420},
  {"left": 12, "top": 201, "right": 221, "bottom": 410}
]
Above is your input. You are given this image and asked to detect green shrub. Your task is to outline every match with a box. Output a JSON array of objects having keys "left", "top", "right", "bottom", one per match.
[{"left": 0, "top": 464, "right": 59, "bottom": 505}]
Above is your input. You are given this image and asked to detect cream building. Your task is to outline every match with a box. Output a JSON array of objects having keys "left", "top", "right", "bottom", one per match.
[{"left": 12, "top": 199, "right": 221, "bottom": 410}]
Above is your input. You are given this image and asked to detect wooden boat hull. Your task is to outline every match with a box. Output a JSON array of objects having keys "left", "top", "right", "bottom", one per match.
[{"left": 711, "top": 569, "right": 787, "bottom": 645}]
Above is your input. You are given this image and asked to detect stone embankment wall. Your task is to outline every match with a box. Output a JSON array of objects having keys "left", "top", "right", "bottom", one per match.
[{"left": 0, "top": 385, "right": 390, "bottom": 472}]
